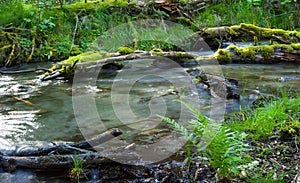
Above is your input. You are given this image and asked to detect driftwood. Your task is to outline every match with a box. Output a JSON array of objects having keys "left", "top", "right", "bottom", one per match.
[
  {"left": 1, "top": 128, "right": 122, "bottom": 157},
  {"left": 0, "top": 128, "right": 123, "bottom": 171},
  {"left": 0, "top": 150, "right": 142, "bottom": 171},
  {"left": 40, "top": 60, "right": 78, "bottom": 81}
]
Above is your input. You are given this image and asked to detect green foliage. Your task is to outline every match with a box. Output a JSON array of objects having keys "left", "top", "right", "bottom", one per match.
[
  {"left": 228, "top": 93, "right": 300, "bottom": 140},
  {"left": 195, "top": 0, "right": 299, "bottom": 30},
  {"left": 0, "top": 0, "right": 29, "bottom": 26},
  {"left": 70, "top": 156, "right": 86, "bottom": 182},
  {"left": 206, "top": 127, "right": 250, "bottom": 179},
  {"left": 161, "top": 101, "right": 250, "bottom": 180}
]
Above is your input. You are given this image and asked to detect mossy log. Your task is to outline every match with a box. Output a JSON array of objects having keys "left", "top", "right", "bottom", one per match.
[
  {"left": 42, "top": 43, "right": 300, "bottom": 81},
  {"left": 201, "top": 23, "right": 300, "bottom": 44},
  {"left": 40, "top": 50, "right": 199, "bottom": 81},
  {"left": 208, "top": 43, "right": 300, "bottom": 64}
]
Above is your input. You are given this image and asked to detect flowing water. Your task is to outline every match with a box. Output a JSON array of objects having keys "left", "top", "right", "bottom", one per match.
[{"left": 0, "top": 61, "right": 299, "bottom": 181}]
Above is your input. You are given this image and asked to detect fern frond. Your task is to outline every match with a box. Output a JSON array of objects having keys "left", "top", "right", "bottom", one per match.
[{"left": 160, "top": 116, "right": 190, "bottom": 138}]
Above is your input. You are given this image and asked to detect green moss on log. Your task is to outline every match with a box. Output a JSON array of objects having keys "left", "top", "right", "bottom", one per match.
[
  {"left": 150, "top": 48, "right": 163, "bottom": 54},
  {"left": 214, "top": 49, "right": 232, "bottom": 63},
  {"left": 61, "top": 51, "right": 113, "bottom": 64},
  {"left": 291, "top": 43, "right": 300, "bottom": 51},
  {"left": 117, "top": 47, "right": 134, "bottom": 55},
  {"left": 239, "top": 23, "right": 300, "bottom": 43}
]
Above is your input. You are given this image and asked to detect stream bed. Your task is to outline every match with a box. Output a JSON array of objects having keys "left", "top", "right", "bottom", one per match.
[{"left": 0, "top": 61, "right": 299, "bottom": 182}]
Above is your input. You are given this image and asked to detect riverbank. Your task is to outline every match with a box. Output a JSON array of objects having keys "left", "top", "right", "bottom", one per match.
[{"left": 1, "top": 0, "right": 299, "bottom": 66}]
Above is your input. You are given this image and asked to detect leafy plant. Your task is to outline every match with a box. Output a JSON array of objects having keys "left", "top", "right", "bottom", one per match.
[
  {"left": 161, "top": 101, "right": 250, "bottom": 180},
  {"left": 228, "top": 93, "right": 300, "bottom": 140}
]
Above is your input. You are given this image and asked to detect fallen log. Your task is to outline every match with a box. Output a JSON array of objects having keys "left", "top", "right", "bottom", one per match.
[
  {"left": 201, "top": 23, "right": 300, "bottom": 44},
  {"left": 197, "top": 43, "right": 300, "bottom": 64},
  {"left": 76, "top": 50, "right": 198, "bottom": 68},
  {"left": 0, "top": 150, "right": 143, "bottom": 171},
  {"left": 2, "top": 128, "right": 122, "bottom": 157}
]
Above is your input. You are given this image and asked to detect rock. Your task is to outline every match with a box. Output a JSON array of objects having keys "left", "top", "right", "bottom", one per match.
[{"left": 0, "top": 170, "right": 38, "bottom": 183}]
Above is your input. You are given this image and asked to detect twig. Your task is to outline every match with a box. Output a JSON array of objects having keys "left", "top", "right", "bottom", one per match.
[{"left": 27, "top": 37, "right": 35, "bottom": 61}]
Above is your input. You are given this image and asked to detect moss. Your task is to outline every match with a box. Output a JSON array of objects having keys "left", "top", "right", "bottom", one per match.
[
  {"left": 229, "top": 25, "right": 240, "bottom": 35},
  {"left": 150, "top": 48, "right": 163, "bottom": 54},
  {"left": 230, "top": 44, "right": 276, "bottom": 60},
  {"left": 214, "top": 49, "right": 232, "bottom": 63},
  {"left": 291, "top": 43, "right": 300, "bottom": 51},
  {"left": 272, "top": 44, "right": 293, "bottom": 53},
  {"left": 240, "top": 23, "right": 261, "bottom": 34},
  {"left": 117, "top": 46, "right": 134, "bottom": 55},
  {"left": 227, "top": 45, "right": 238, "bottom": 51},
  {"left": 239, "top": 23, "right": 300, "bottom": 42},
  {"left": 240, "top": 47, "right": 256, "bottom": 60},
  {"left": 255, "top": 45, "right": 274, "bottom": 59},
  {"left": 70, "top": 46, "right": 82, "bottom": 56},
  {"left": 60, "top": 51, "right": 110, "bottom": 64},
  {"left": 228, "top": 45, "right": 256, "bottom": 60},
  {"left": 49, "top": 65, "right": 62, "bottom": 71},
  {"left": 279, "top": 121, "right": 300, "bottom": 140}
]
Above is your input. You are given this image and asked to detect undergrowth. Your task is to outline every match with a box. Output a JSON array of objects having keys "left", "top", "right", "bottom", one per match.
[
  {"left": 162, "top": 91, "right": 300, "bottom": 181},
  {"left": 161, "top": 101, "right": 251, "bottom": 181},
  {"left": 228, "top": 92, "right": 300, "bottom": 140}
]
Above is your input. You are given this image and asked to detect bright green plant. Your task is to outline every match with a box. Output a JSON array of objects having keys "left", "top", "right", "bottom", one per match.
[
  {"left": 161, "top": 101, "right": 250, "bottom": 180},
  {"left": 70, "top": 156, "right": 86, "bottom": 182},
  {"left": 229, "top": 93, "right": 300, "bottom": 140}
]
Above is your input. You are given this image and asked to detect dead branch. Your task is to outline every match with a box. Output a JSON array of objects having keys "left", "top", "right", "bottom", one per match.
[
  {"left": 3, "top": 128, "right": 122, "bottom": 157},
  {"left": 0, "top": 150, "right": 142, "bottom": 171}
]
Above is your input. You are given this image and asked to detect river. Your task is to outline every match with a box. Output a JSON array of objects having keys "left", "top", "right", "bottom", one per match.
[{"left": 0, "top": 61, "right": 299, "bottom": 181}]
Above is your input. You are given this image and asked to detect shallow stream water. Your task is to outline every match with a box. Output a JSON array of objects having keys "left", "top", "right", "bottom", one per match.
[{"left": 0, "top": 61, "right": 299, "bottom": 181}]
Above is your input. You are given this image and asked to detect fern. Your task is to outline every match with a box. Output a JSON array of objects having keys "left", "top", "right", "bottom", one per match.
[
  {"left": 160, "top": 116, "right": 190, "bottom": 138},
  {"left": 207, "top": 127, "right": 249, "bottom": 179},
  {"left": 160, "top": 102, "right": 251, "bottom": 181}
]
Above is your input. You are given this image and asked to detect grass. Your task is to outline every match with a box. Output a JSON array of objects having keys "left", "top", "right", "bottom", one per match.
[
  {"left": 194, "top": 1, "right": 299, "bottom": 30},
  {"left": 69, "top": 155, "right": 86, "bottom": 182},
  {"left": 227, "top": 92, "right": 300, "bottom": 140}
]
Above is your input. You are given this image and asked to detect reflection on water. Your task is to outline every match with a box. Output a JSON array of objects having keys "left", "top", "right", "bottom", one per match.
[
  {"left": 221, "top": 63, "right": 300, "bottom": 95},
  {"left": 0, "top": 62, "right": 299, "bottom": 151}
]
